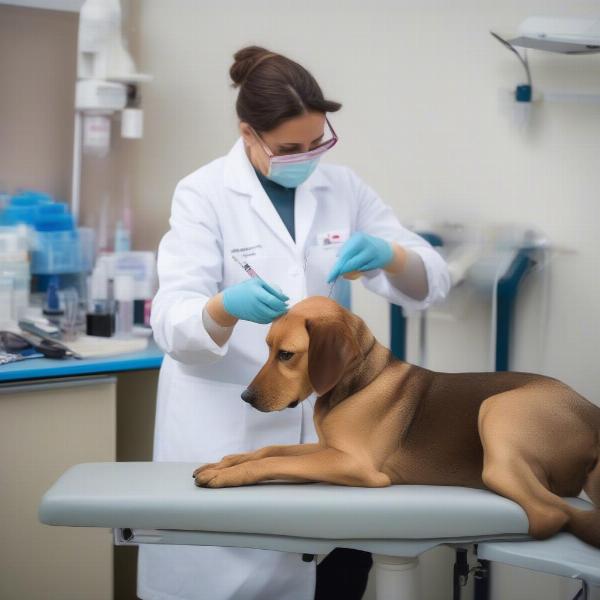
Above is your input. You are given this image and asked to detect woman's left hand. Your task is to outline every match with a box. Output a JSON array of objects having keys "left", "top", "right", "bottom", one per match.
[{"left": 327, "top": 232, "right": 395, "bottom": 283}]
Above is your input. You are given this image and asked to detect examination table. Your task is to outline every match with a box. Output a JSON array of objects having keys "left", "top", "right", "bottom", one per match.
[{"left": 39, "top": 462, "right": 600, "bottom": 599}]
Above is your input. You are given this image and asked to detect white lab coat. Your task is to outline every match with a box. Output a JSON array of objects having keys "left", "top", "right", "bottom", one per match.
[{"left": 138, "top": 138, "right": 450, "bottom": 600}]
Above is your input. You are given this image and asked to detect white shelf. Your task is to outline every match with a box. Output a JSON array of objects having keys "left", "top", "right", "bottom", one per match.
[
  {"left": 499, "top": 87, "right": 600, "bottom": 106},
  {"left": 0, "top": 0, "right": 83, "bottom": 12},
  {"left": 541, "top": 91, "right": 600, "bottom": 105}
]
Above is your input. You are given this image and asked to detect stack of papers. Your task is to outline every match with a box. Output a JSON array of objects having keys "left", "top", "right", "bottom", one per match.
[{"left": 66, "top": 335, "right": 149, "bottom": 359}]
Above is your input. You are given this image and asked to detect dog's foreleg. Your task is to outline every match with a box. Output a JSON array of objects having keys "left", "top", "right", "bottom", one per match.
[
  {"left": 194, "top": 448, "right": 391, "bottom": 488},
  {"left": 193, "top": 443, "right": 322, "bottom": 477}
]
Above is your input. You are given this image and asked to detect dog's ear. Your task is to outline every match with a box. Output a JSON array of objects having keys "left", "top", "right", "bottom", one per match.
[{"left": 305, "top": 317, "right": 359, "bottom": 397}]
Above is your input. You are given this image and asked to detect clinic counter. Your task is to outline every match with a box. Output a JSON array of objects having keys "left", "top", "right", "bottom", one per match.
[
  {"left": 0, "top": 339, "right": 163, "bottom": 600},
  {"left": 0, "top": 340, "right": 163, "bottom": 383}
]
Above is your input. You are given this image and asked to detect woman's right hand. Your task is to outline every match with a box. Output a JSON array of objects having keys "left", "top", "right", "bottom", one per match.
[{"left": 221, "top": 278, "right": 289, "bottom": 324}]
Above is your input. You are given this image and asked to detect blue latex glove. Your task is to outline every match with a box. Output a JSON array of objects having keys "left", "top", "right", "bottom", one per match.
[
  {"left": 327, "top": 232, "right": 394, "bottom": 283},
  {"left": 222, "top": 278, "right": 289, "bottom": 324}
]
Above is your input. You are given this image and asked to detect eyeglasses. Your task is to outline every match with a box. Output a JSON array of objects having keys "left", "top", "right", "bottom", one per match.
[
  {"left": 0, "top": 331, "right": 68, "bottom": 360},
  {"left": 251, "top": 117, "right": 338, "bottom": 159}
]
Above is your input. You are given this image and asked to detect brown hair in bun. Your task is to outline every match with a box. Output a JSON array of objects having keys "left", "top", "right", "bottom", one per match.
[{"left": 230, "top": 45, "right": 341, "bottom": 133}]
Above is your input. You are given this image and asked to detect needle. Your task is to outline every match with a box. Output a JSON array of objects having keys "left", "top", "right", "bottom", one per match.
[
  {"left": 327, "top": 276, "right": 338, "bottom": 298},
  {"left": 231, "top": 254, "right": 261, "bottom": 279}
]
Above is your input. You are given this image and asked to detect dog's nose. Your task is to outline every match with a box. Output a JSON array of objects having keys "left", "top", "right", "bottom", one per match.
[{"left": 241, "top": 388, "right": 255, "bottom": 404}]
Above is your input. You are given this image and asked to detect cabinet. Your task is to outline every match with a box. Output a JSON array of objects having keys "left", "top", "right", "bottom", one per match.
[{"left": 0, "top": 376, "right": 116, "bottom": 600}]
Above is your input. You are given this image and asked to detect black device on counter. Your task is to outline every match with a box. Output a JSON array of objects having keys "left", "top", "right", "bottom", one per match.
[{"left": 86, "top": 312, "right": 115, "bottom": 337}]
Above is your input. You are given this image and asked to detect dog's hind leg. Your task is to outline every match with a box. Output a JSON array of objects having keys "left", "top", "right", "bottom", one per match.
[
  {"left": 479, "top": 389, "right": 600, "bottom": 547},
  {"left": 481, "top": 453, "right": 570, "bottom": 539}
]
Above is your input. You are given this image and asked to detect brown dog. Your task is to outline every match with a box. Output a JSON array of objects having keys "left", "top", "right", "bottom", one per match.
[{"left": 194, "top": 296, "right": 600, "bottom": 547}]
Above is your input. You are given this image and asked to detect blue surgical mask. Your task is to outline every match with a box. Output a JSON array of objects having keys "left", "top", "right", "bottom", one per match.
[
  {"left": 250, "top": 118, "right": 338, "bottom": 189},
  {"left": 267, "top": 157, "right": 321, "bottom": 188}
]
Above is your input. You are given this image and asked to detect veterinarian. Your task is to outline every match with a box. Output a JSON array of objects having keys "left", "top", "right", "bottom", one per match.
[{"left": 139, "top": 46, "right": 451, "bottom": 600}]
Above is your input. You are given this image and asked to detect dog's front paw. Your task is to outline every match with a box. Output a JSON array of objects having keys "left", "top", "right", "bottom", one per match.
[
  {"left": 192, "top": 463, "right": 220, "bottom": 478},
  {"left": 194, "top": 465, "right": 252, "bottom": 488},
  {"left": 193, "top": 468, "right": 222, "bottom": 487},
  {"left": 192, "top": 453, "right": 255, "bottom": 479}
]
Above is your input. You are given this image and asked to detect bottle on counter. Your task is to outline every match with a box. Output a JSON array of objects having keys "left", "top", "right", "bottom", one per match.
[
  {"left": 86, "top": 263, "right": 114, "bottom": 337},
  {"left": 114, "top": 274, "right": 134, "bottom": 338}
]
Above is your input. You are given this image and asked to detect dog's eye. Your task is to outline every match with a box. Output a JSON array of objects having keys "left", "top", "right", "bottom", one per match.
[{"left": 278, "top": 350, "right": 295, "bottom": 362}]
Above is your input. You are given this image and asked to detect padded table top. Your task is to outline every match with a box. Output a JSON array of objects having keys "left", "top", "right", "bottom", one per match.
[
  {"left": 479, "top": 533, "right": 600, "bottom": 587},
  {"left": 39, "top": 462, "right": 594, "bottom": 542}
]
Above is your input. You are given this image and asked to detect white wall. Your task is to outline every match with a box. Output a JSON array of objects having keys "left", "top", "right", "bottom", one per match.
[
  {"left": 0, "top": 5, "right": 78, "bottom": 199},
  {"left": 129, "top": 2, "right": 600, "bottom": 598}
]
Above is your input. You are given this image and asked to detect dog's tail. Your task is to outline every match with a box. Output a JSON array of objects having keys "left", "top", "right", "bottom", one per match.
[
  {"left": 564, "top": 505, "right": 600, "bottom": 548},
  {"left": 570, "top": 443, "right": 600, "bottom": 548}
]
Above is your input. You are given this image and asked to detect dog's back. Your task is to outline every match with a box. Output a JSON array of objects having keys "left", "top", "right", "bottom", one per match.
[
  {"left": 381, "top": 361, "right": 600, "bottom": 492},
  {"left": 379, "top": 366, "right": 540, "bottom": 487}
]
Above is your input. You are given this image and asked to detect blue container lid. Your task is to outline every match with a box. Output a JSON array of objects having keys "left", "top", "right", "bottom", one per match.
[
  {"left": 0, "top": 205, "right": 37, "bottom": 225},
  {"left": 10, "top": 191, "right": 54, "bottom": 207},
  {"left": 35, "top": 203, "right": 67, "bottom": 217},
  {"left": 35, "top": 213, "right": 75, "bottom": 231}
]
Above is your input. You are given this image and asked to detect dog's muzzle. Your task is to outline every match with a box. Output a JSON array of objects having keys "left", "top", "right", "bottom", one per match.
[{"left": 241, "top": 388, "right": 255, "bottom": 405}]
